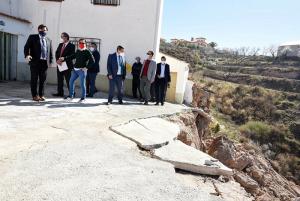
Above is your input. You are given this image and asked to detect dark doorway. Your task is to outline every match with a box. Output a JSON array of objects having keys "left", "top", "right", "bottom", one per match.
[{"left": 0, "top": 31, "right": 18, "bottom": 81}]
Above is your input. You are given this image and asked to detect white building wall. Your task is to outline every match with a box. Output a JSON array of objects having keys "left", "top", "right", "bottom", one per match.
[
  {"left": 158, "top": 52, "right": 189, "bottom": 103},
  {"left": 1, "top": 0, "right": 164, "bottom": 82}
]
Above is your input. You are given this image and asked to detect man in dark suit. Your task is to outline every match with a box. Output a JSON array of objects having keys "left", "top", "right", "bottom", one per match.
[
  {"left": 24, "top": 24, "right": 53, "bottom": 101},
  {"left": 107, "top": 45, "right": 126, "bottom": 105},
  {"left": 155, "top": 56, "right": 171, "bottom": 106},
  {"left": 131, "top": 56, "right": 143, "bottom": 99},
  {"left": 53, "top": 32, "right": 75, "bottom": 97},
  {"left": 87, "top": 42, "right": 100, "bottom": 97}
]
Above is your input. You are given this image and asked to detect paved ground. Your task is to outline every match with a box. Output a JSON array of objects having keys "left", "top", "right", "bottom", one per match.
[{"left": 0, "top": 81, "right": 223, "bottom": 201}]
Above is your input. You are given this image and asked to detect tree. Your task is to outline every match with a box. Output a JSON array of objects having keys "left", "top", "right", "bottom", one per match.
[
  {"left": 238, "top": 46, "right": 250, "bottom": 56},
  {"left": 267, "top": 45, "right": 278, "bottom": 59},
  {"left": 250, "top": 47, "right": 261, "bottom": 56},
  {"left": 193, "top": 52, "right": 201, "bottom": 65}
]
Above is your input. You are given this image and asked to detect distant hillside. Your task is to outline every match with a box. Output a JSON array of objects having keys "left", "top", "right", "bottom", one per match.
[{"left": 160, "top": 39, "right": 300, "bottom": 186}]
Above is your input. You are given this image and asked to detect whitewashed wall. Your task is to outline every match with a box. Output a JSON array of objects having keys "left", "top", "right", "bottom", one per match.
[
  {"left": 158, "top": 53, "right": 189, "bottom": 103},
  {"left": 1, "top": 0, "right": 163, "bottom": 82}
]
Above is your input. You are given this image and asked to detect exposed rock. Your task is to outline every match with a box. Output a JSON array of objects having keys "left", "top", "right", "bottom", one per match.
[
  {"left": 234, "top": 172, "right": 260, "bottom": 195},
  {"left": 169, "top": 108, "right": 300, "bottom": 200},
  {"left": 256, "top": 193, "right": 278, "bottom": 201},
  {"left": 206, "top": 136, "right": 300, "bottom": 201},
  {"left": 192, "top": 83, "right": 212, "bottom": 112},
  {"left": 207, "top": 136, "right": 252, "bottom": 171},
  {"left": 167, "top": 112, "right": 203, "bottom": 150}
]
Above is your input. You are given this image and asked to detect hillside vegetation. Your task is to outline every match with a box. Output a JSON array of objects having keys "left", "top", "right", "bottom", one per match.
[{"left": 160, "top": 40, "right": 300, "bottom": 184}]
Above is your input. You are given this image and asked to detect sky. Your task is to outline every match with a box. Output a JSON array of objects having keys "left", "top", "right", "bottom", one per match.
[{"left": 161, "top": 0, "right": 300, "bottom": 49}]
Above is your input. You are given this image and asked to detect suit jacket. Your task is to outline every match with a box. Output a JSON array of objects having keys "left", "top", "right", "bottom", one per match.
[
  {"left": 107, "top": 53, "right": 126, "bottom": 79},
  {"left": 140, "top": 60, "right": 157, "bottom": 83},
  {"left": 24, "top": 34, "right": 53, "bottom": 66},
  {"left": 88, "top": 50, "right": 100, "bottom": 73},
  {"left": 55, "top": 42, "right": 75, "bottom": 70},
  {"left": 156, "top": 63, "right": 171, "bottom": 83},
  {"left": 131, "top": 62, "right": 143, "bottom": 78}
]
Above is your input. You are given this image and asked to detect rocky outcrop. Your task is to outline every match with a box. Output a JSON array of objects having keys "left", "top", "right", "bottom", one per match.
[
  {"left": 166, "top": 110, "right": 300, "bottom": 200},
  {"left": 172, "top": 80, "right": 300, "bottom": 200},
  {"left": 207, "top": 136, "right": 300, "bottom": 201},
  {"left": 167, "top": 112, "right": 203, "bottom": 150},
  {"left": 192, "top": 83, "right": 212, "bottom": 112},
  {"left": 168, "top": 81, "right": 300, "bottom": 201}
]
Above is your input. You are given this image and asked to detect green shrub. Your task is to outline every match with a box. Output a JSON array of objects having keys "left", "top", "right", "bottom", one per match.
[
  {"left": 276, "top": 154, "right": 300, "bottom": 184},
  {"left": 289, "top": 122, "right": 300, "bottom": 140},
  {"left": 212, "top": 123, "right": 220, "bottom": 133},
  {"left": 239, "top": 121, "right": 272, "bottom": 143}
]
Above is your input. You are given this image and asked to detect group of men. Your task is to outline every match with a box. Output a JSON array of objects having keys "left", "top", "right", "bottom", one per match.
[
  {"left": 130, "top": 52, "right": 171, "bottom": 105},
  {"left": 24, "top": 24, "right": 171, "bottom": 105}
]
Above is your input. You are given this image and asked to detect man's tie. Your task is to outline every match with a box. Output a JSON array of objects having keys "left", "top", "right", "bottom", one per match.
[
  {"left": 119, "top": 55, "right": 124, "bottom": 68},
  {"left": 60, "top": 43, "right": 66, "bottom": 57},
  {"left": 41, "top": 38, "right": 47, "bottom": 59}
]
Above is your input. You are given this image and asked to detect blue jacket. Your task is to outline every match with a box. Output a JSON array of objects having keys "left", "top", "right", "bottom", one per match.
[{"left": 107, "top": 53, "right": 126, "bottom": 79}]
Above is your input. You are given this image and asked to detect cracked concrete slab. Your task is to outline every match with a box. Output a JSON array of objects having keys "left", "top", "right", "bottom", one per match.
[
  {"left": 0, "top": 81, "right": 224, "bottom": 201},
  {"left": 154, "top": 140, "right": 233, "bottom": 176},
  {"left": 110, "top": 117, "right": 180, "bottom": 150}
]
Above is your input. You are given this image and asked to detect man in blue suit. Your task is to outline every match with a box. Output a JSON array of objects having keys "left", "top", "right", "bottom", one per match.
[{"left": 107, "top": 45, "right": 126, "bottom": 105}]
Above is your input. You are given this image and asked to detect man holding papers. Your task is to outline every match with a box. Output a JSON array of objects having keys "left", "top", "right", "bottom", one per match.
[{"left": 53, "top": 32, "right": 75, "bottom": 97}]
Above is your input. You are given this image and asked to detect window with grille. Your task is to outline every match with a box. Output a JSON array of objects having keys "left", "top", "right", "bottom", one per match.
[
  {"left": 91, "top": 0, "right": 120, "bottom": 6},
  {"left": 69, "top": 37, "right": 101, "bottom": 52}
]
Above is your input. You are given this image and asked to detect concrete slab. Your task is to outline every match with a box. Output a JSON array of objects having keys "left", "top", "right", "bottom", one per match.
[
  {"left": 110, "top": 117, "right": 180, "bottom": 150},
  {"left": 154, "top": 140, "right": 233, "bottom": 176},
  {"left": 0, "top": 81, "right": 225, "bottom": 201}
]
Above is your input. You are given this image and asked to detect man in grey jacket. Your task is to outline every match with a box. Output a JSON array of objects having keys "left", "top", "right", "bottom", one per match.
[{"left": 140, "top": 50, "right": 157, "bottom": 105}]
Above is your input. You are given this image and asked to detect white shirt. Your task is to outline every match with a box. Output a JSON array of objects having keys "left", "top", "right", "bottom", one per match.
[
  {"left": 39, "top": 35, "right": 48, "bottom": 60},
  {"left": 160, "top": 63, "right": 166, "bottom": 78},
  {"left": 116, "top": 53, "right": 125, "bottom": 75}
]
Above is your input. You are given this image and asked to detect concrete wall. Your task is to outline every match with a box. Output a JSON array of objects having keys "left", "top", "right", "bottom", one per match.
[{"left": 184, "top": 80, "right": 194, "bottom": 105}]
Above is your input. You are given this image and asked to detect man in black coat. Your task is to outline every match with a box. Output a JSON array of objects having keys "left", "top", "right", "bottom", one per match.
[
  {"left": 87, "top": 42, "right": 100, "bottom": 97},
  {"left": 131, "top": 57, "right": 143, "bottom": 99},
  {"left": 155, "top": 56, "right": 171, "bottom": 106},
  {"left": 53, "top": 32, "right": 75, "bottom": 97},
  {"left": 24, "top": 24, "right": 53, "bottom": 101}
]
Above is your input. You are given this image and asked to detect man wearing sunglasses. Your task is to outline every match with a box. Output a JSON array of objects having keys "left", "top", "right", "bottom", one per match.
[
  {"left": 59, "top": 39, "right": 95, "bottom": 102},
  {"left": 53, "top": 32, "right": 75, "bottom": 97}
]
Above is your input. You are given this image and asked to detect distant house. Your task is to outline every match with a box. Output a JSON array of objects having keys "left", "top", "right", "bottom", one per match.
[
  {"left": 170, "top": 37, "right": 208, "bottom": 47},
  {"left": 278, "top": 41, "right": 300, "bottom": 58}
]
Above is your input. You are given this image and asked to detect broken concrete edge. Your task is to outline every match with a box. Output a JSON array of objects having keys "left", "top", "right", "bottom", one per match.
[
  {"left": 109, "top": 126, "right": 172, "bottom": 151},
  {"left": 190, "top": 108, "right": 214, "bottom": 122},
  {"left": 157, "top": 158, "right": 233, "bottom": 177},
  {"left": 109, "top": 109, "right": 191, "bottom": 128},
  {"left": 108, "top": 108, "right": 191, "bottom": 141},
  {"left": 109, "top": 113, "right": 233, "bottom": 176}
]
